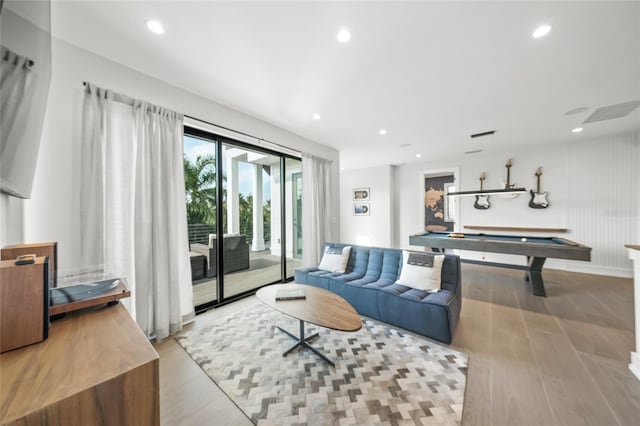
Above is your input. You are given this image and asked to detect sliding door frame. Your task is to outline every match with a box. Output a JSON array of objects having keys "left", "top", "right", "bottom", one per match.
[{"left": 185, "top": 126, "right": 299, "bottom": 313}]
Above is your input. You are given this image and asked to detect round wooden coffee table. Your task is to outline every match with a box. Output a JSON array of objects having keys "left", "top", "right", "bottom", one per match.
[{"left": 256, "top": 283, "right": 361, "bottom": 367}]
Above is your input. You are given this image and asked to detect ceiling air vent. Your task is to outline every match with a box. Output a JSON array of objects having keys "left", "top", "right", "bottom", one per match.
[
  {"left": 583, "top": 100, "right": 640, "bottom": 123},
  {"left": 564, "top": 106, "right": 589, "bottom": 115},
  {"left": 465, "top": 149, "right": 483, "bottom": 155},
  {"left": 470, "top": 130, "right": 496, "bottom": 139}
]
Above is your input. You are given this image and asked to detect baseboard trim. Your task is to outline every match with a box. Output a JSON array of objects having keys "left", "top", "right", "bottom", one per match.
[
  {"left": 549, "top": 265, "right": 633, "bottom": 278},
  {"left": 630, "top": 352, "right": 640, "bottom": 381},
  {"left": 455, "top": 251, "right": 632, "bottom": 278},
  {"left": 545, "top": 260, "right": 632, "bottom": 278}
]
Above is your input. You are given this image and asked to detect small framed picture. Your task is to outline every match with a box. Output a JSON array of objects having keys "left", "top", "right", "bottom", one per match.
[
  {"left": 353, "top": 187, "right": 370, "bottom": 201},
  {"left": 353, "top": 203, "right": 370, "bottom": 216}
]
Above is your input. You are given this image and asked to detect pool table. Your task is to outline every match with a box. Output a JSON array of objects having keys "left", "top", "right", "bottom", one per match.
[{"left": 409, "top": 231, "right": 591, "bottom": 297}]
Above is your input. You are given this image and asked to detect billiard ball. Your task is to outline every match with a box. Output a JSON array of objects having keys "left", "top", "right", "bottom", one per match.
[{"left": 521, "top": 237, "right": 528, "bottom": 242}]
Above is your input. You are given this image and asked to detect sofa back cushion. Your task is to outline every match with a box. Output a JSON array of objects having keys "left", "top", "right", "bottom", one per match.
[
  {"left": 440, "top": 255, "right": 461, "bottom": 294},
  {"left": 380, "top": 249, "right": 403, "bottom": 282},
  {"left": 364, "top": 249, "right": 384, "bottom": 280},
  {"left": 349, "top": 246, "right": 370, "bottom": 275}
]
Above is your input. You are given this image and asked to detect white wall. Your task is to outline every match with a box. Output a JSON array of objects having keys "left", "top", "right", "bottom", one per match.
[
  {"left": 0, "top": 194, "right": 23, "bottom": 244},
  {"left": 340, "top": 165, "right": 394, "bottom": 247},
  {"left": 16, "top": 37, "right": 340, "bottom": 274},
  {"left": 390, "top": 131, "right": 639, "bottom": 277}
]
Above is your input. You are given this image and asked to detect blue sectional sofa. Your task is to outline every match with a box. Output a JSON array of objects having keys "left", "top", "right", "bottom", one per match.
[{"left": 294, "top": 243, "right": 462, "bottom": 343}]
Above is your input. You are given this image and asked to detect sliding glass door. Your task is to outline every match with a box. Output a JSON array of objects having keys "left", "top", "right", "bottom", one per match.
[
  {"left": 184, "top": 134, "right": 218, "bottom": 307},
  {"left": 221, "top": 143, "right": 283, "bottom": 298},
  {"left": 184, "top": 127, "right": 301, "bottom": 311},
  {"left": 286, "top": 158, "right": 303, "bottom": 277}
]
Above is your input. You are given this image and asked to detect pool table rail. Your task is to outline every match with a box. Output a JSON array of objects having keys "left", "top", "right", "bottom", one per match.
[
  {"left": 409, "top": 231, "right": 592, "bottom": 297},
  {"left": 409, "top": 232, "right": 591, "bottom": 261}
]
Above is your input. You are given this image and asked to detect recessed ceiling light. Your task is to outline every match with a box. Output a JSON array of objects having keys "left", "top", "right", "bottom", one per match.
[
  {"left": 572, "top": 127, "right": 583, "bottom": 133},
  {"left": 312, "top": 113, "right": 321, "bottom": 120},
  {"left": 416, "top": 154, "right": 422, "bottom": 158},
  {"left": 146, "top": 20, "right": 165, "bottom": 35},
  {"left": 337, "top": 28, "right": 351, "bottom": 43},
  {"left": 379, "top": 129, "right": 387, "bottom": 135},
  {"left": 532, "top": 24, "right": 551, "bottom": 39}
]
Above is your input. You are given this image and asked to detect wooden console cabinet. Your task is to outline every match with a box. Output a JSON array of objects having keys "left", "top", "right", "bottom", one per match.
[
  {"left": 2, "top": 242, "right": 58, "bottom": 287},
  {"left": 0, "top": 304, "right": 159, "bottom": 425},
  {"left": 0, "top": 257, "right": 49, "bottom": 353}
]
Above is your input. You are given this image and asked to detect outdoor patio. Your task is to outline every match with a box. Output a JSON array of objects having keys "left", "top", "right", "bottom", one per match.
[{"left": 191, "top": 250, "right": 302, "bottom": 307}]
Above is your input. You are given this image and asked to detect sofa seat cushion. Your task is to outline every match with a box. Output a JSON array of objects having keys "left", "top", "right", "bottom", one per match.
[
  {"left": 328, "top": 280, "right": 380, "bottom": 319},
  {"left": 297, "top": 269, "right": 334, "bottom": 289},
  {"left": 333, "top": 271, "right": 366, "bottom": 282},
  {"left": 377, "top": 289, "right": 455, "bottom": 343},
  {"left": 362, "top": 278, "right": 396, "bottom": 290},
  {"left": 381, "top": 284, "right": 456, "bottom": 306},
  {"left": 380, "top": 283, "right": 426, "bottom": 299},
  {"left": 340, "top": 277, "right": 377, "bottom": 287}
]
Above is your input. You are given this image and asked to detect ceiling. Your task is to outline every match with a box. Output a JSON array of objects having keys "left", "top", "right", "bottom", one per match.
[{"left": 45, "top": 1, "right": 640, "bottom": 169}]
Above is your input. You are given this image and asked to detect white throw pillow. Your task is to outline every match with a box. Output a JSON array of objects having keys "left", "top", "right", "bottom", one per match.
[
  {"left": 396, "top": 250, "right": 444, "bottom": 292},
  {"left": 318, "top": 246, "right": 352, "bottom": 273}
]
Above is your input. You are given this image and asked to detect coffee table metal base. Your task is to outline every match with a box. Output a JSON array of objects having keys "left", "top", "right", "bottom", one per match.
[{"left": 277, "top": 319, "right": 335, "bottom": 367}]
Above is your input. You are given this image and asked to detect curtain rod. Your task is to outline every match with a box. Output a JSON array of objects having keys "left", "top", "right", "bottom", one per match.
[
  {"left": 83, "top": 81, "right": 137, "bottom": 106},
  {"left": 82, "top": 81, "right": 303, "bottom": 157},
  {"left": 184, "top": 114, "right": 302, "bottom": 156}
]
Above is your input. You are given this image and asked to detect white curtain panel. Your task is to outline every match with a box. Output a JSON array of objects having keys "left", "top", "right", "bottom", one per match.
[
  {"left": 81, "top": 83, "right": 194, "bottom": 340},
  {"left": 80, "top": 84, "right": 109, "bottom": 272},
  {"left": 301, "top": 153, "right": 334, "bottom": 267},
  {"left": 0, "top": 47, "right": 31, "bottom": 151}
]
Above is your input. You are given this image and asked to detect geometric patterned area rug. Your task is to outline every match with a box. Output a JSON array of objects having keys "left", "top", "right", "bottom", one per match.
[{"left": 176, "top": 303, "right": 468, "bottom": 425}]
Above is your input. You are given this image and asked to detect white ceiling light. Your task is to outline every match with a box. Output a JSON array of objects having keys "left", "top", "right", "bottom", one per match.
[
  {"left": 146, "top": 20, "right": 165, "bottom": 35},
  {"left": 416, "top": 153, "right": 422, "bottom": 158},
  {"left": 312, "top": 113, "right": 321, "bottom": 120},
  {"left": 532, "top": 24, "right": 551, "bottom": 39},
  {"left": 337, "top": 28, "right": 351, "bottom": 43},
  {"left": 572, "top": 127, "right": 583, "bottom": 133},
  {"left": 378, "top": 129, "right": 387, "bottom": 135}
]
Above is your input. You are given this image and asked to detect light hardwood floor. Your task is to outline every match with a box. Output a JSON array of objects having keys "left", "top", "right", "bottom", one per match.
[{"left": 155, "top": 265, "right": 640, "bottom": 425}]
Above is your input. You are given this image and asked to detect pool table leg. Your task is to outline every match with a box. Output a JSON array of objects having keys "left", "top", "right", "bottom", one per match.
[{"left": 526, "top": 257, "right": 547, "bottom": 297}]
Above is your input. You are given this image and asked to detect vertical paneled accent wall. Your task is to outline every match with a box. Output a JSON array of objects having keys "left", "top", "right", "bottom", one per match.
[
  {"left": 565, "top": 132, "right": 639, "bottom": 275},
  {"left": 388, "top": 130, "right": 639, "bottom": 277}
]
